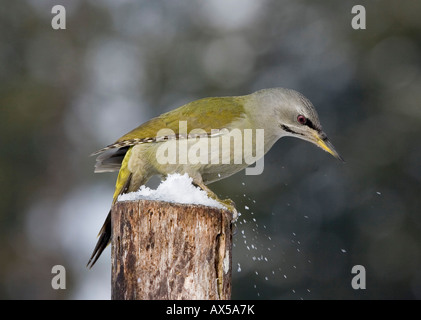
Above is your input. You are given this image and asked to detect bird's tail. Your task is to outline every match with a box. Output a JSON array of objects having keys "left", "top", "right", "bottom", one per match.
[
  {"left": 87, "top": 211, "right": 111, "bottom": 269},
  {"left": 87, "top": 146, "right": 140, "bottom": 268},
  {"left": 87, "top": 170, "right": 134, "bottom": 268}
]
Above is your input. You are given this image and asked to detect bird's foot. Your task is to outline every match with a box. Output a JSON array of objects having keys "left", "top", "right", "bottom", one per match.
[
  {"left": 219, "top": 198, "right": 238, "bottom": 221},
  {"left": 193, "top": 180, "right": 238, "bottom": 220}
]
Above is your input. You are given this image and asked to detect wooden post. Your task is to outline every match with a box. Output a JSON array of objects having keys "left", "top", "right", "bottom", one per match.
[{"left": 111, "top": 200, "right": 233, "bottom": 300}]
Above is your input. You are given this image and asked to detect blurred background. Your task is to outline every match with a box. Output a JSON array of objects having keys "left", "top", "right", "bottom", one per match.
[{"left": 1, "top": 0, "right": 421, "bottom": 299}]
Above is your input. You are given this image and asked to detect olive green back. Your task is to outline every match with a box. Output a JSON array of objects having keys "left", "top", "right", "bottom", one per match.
[{"left": 117, "top": 96, "right": 247, "bottom": 142}]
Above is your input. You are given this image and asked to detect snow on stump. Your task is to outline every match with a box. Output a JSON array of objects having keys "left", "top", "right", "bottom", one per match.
[{"left": 111, "top": 174, "right": 233, "bottom": 300}]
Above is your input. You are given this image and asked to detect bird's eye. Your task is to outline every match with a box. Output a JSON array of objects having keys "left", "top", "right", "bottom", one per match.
[{"left": 297, "top": 115, "right": 307, "bottom": 125}]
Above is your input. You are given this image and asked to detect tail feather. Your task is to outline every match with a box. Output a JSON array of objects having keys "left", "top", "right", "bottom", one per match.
[
  {"left": 87, "top": 211, "right": 111, "bottom": 269},
  {"left": 87, "top": 171, "right": 133, "bottom": 268},
  {"left": 94, "top": 146, "right": 129, "bottom": 173}
]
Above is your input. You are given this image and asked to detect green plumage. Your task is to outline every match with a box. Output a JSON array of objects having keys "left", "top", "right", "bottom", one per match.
[{"left": 117, "top": 96, "right": 248, "bottom": 143}]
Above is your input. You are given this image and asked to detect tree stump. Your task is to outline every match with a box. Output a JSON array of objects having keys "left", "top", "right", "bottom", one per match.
[{"left": 111, "top": 200, "right": 233, "bottom": 300}]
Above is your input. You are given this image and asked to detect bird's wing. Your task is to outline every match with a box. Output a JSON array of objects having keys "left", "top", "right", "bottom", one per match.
[
  {"left": 92, "top": 96, "right": 248, "bottom": 172},
  {"left": 93, "top": 96, "right": 248, "bottom": 154}
]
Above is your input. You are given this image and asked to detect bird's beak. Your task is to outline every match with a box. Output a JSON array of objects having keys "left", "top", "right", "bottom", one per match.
[{"left": 312, "top": 131, "right": 344, "bottom": 162}]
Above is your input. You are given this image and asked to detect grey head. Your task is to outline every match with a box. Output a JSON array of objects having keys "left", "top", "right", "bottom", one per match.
[{"left": 251, "top": 87, "right": 343, "bottom": 161}]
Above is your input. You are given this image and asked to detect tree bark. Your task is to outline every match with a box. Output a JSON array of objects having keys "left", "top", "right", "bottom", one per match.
[{"left": 111, "top": 200, "right": 233, "bottom": 300}]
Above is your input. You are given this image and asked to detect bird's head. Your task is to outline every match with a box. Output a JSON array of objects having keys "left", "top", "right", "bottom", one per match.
[{"left": 252, "top": 88, "right": 344, "bottom": 162}]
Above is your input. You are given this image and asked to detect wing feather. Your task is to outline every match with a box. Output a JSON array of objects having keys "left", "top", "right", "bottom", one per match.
[{"left": 92, "top": 96, "right": 247, "bottom": 172}]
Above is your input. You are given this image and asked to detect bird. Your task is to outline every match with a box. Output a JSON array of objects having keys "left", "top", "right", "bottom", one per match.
[{"left": 87, "top": 87, "right": 343, "bottom": 268}]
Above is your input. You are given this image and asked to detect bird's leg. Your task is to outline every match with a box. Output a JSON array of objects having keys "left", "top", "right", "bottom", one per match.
[{"left": 193, "top": 180, "right": 238, "bottom": 220}]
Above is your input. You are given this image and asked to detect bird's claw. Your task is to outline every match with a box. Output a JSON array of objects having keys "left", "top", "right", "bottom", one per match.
[{"left": 220, "top": 198, "right": 238, "bottom": 221}]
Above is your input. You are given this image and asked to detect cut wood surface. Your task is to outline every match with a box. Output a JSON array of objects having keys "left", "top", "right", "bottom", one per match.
[{"left": 111, "top": 200, "right": 233, "bottom": 300}]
